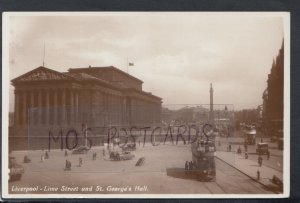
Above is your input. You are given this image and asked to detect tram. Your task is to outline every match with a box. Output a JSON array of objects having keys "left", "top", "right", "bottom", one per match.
[{"left": 191, "top": 136, "right": 216, "bottom": 181}]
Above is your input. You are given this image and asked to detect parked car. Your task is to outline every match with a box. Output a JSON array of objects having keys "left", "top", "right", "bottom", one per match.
[
  {"left": 9, "top": 156, "right": 24, "bottom": 182},
  {"left": 256, "top": 143, "right": 269, "bottom": 155},
  {"left": 109, "top": 151, "right": 135, "bottom": 161},
  {"left": 72, "top": 146, "right": 90, "bottom": 154},
  {"left": 122, "top": 143, "right": 136, "bottom": 152}
]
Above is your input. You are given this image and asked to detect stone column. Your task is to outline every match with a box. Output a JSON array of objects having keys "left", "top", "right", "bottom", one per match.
[
  {"left": 62, "top": 89, "right": 66, "bottom": 125},
  {"left": 38, "top": 90, "right": 42, "bottom": 125},
  {"left": 107, "top": 93, "right": 111, "bottom": 125},
  {"left": 75, "top": 90, "right": 79, "bottom": 125},
  {"left": 22, "top": 91, "right": 27, "bottom": 126},
  {"left": 14, "top": 90, "right": 20, "bottom": 126},
  {"left": 29, "top": 91, "right": 34, "bottom": 126},
  {"left": 53, "top": 90, "right": 58, "bottom": 126},
  {"left": 46, "top": 90, "right": 50, "bottom": 125},
  {"left": 70, "top": 90, "right": 74, "bottom": 124}
]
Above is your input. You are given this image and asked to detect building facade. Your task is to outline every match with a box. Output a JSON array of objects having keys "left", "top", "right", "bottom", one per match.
[
  {"left": 10, "top": 66, "right": 162, "bottom": 150},
  {"left": 262, "top": 41, "right": 284, "bottom": 137}
]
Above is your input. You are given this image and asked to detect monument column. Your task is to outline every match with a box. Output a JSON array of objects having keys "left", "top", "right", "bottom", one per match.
[{"left": 209, "top": 83, "right": 214, "bottom": 125}]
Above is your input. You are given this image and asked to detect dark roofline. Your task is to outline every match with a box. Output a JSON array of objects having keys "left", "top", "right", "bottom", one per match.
[
  {"left": 124, "top": 88, "right": 162, "bottom": 101},
  {"left": 68, "top": 66, "right": 143, "bottom": 83},
  {"left": 11, "top": 66, "right": 80, "bottom": 84}
]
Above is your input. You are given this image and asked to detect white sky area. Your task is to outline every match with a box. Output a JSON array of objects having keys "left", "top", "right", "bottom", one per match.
[{"left": 7, "top": 13, "right": 284, "bottom": 112}]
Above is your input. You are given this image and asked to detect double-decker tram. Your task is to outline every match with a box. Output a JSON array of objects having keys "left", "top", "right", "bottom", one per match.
[{"left": 191, "top": 128, "right": 216, "bottom": 181}]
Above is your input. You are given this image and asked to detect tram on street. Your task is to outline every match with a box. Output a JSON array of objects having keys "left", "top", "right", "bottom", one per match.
[
  {"left": 191, "top": 136, "right": 216, "bottom": 181},
  {"left": 244, "top": 125, "right": 256, "bottom": 145}
]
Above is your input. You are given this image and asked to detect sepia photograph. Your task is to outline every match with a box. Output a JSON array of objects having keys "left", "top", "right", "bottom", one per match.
[{"left": 2, "top": 12, "right": 290, "bottom": 198}]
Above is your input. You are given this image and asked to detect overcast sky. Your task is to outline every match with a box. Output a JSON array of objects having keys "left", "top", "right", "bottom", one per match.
[{"left": 7, "top": 13, "right": 285, "bottom": 111}]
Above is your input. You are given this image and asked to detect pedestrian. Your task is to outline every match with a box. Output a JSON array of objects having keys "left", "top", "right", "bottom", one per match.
[
  {"left": 65, "top": 160, "right": 71, "bottom": 171},
  {"left": 24, "top": 155, "right": 31, "bottom": 163},
  {"left": 258, "top": 156, "right": 263, "bottom": 167},
  {"left": 93, "top": 152, "right": 97, "bottom": 160},
  {"left": 41, "top": 155, "right": 44, "bottom": 162},
  {"left": 257, "top": 170, "right": 260, "bottom": 180},
  {"left": 79, "top": 157, "right": 83, "bottom": 167},
  {"left": 229, "top": 144, "right": 232, "bottom": 152},
  {"left": 45, "top": 151, "right": 49, "bottom": 159},
  {"left": 237, "top": 146, "right": 241, "bottom": 154},
  {"left": 245, "top": 152, "right": 248, "bottom": 159},
  {"left": 189, "top": 161, "right": 193, "bottom": 174},
  {"left": 267, "top": 150, "right": 270, "bottom": 160},
  {"left": 185, "top": 161, "right": 188, "bottom": 175}
]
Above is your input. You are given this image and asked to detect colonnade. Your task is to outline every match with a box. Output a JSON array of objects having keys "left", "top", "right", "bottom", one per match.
[{"left": 14, "top": 88, "right": 79, "bottom": 126}]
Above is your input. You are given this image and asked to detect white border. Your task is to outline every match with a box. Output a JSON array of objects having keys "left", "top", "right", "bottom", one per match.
[{"left": 2, "top": 12, "right": 290, "bottom": 199}]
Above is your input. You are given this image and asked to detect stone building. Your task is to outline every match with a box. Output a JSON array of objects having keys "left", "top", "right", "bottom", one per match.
[
  {"left": 262, "top": 41, "right": 284, "bottom": 137},
  {"left": 10, "top": 66, "right": 162, "bottom": 149}
]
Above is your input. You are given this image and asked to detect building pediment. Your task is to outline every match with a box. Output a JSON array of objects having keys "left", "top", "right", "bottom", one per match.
[{"left": 12, "top": 66, "right": 75, "bottom": 83}]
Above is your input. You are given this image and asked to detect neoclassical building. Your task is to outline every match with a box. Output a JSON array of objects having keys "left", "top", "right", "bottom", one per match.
[{"left": 11, "top": 66, "right": 162, "bottom": 130}]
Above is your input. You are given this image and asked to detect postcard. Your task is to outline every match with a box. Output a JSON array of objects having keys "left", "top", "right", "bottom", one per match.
[{"left": 2, "top": 12, "right": 290, "bottom": 199}]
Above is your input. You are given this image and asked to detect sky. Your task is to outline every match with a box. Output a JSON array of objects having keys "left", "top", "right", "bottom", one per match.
[{"left": 6, "top": 12, "right": 285, "bottom": 112}]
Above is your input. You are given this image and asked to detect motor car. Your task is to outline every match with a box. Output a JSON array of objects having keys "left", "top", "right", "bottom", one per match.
[
  {"left": 9, "top": 156, "right": 24, "bottom": 182},
  {"left": 109, "top": 151, "right": 135, "bottom": 161},
  {"left": 256, "top": 142, "right": 269, "bottom": 155},
  {"left": 72, "top": 146, "right": 90, "bottom": 154},
  {"left": 122, "top": 143, "right": 136, "bottom": 151}
]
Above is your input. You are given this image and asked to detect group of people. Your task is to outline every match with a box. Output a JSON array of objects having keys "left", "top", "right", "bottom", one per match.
[{"left": 185, "top": 161, "right": 194, "bottom": 174}]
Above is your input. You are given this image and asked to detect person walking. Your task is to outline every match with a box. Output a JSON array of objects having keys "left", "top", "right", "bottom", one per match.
[
  {"left": 257, "top": 170, "right": 260, "bottom": 180},
  {"left": 189, "top": 161, "right": 193, "bottom": 174},
  {"left": 267, "top": 150, "right": 270, "bottom": 160},
  {"left": 245, "top": 152, "right": 248, "bottom": 159},
  {"left": 244, "top": 143, "right": 248, "bottom": 152},
  {"left": 45, "top": 151, "right": 49, "bottom": 159},
  {"left": 185, "top": 161, "right": 189, "bottom": 175},
  {"left": 79, "top": 157, "right": 83, "bottom": 167},
  {"left": 258, "top": 156, "right": 263, "bottom": 167}
]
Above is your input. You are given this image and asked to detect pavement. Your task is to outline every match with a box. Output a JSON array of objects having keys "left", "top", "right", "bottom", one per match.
[{"left": 215, "top": 150, "right": 283, "bottom": 193}]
